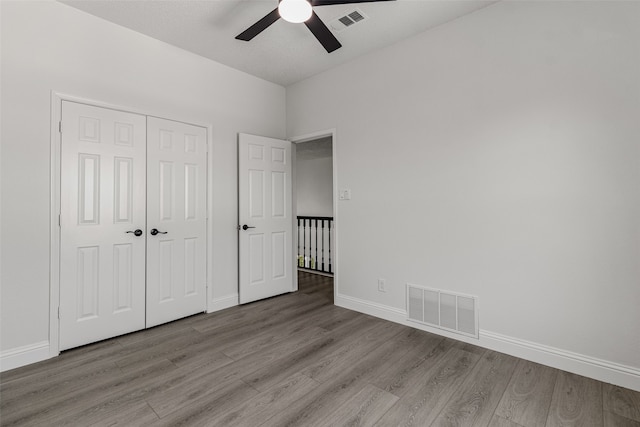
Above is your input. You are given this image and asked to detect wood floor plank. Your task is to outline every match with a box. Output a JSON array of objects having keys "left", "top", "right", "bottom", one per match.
[
  {"left": 168, "top": 347, "right": 235, "bottom": 370},
  {"left": 374, "top": 347, "right": 483, "bottom": 427},
  {"left": 241, "top": 315, "right": 388, "bottom": 392},
  {"left": 546, "top": 371, "right": 603, "bottom": 427},
  {"left": 191, "top": 290, "right": 322, "bottom": 334},
  {"left": 2, "top": 272, "right": 635, "bottom": 427},
  {"left": 144, "top": 356, "right": 262, "bottom": 418},
  {"left": 115, "top": 313, "right": 204, "bottom": 347},
  {"left": 261, "top": 334, "right": 420, "bottom": 427},
  {"left": 488, "top": 414, "right": 525, "bottom": 427},
  {"left": 370, "top": 333, "right": 451, "bottom": 397},
  {"left": 0, "top": 338, "right": 125, "bottom": 387},
  {"left": 218, "top": 304, "right": 340, "bottom": 360},
  {"left": 240, "top": 333, "right": 347, "bottom": 393},
  {"left": 145, "top": 380, "right": 259, "bottom": 427},
  {"left": 166, "top": 323, "right": 332, "bottom": 387},
  {"left": 300, "top": 320, "right": 406, "bottom": 384},
  {"left": 430, "top": 350, "right": 520, "bottom": 427},
  {"left": 604, "top": 410, "right": 640, "bottom": 427},
  {"left": 0, "top": 359, "right": 121, "bottom": 413},
  {"left": 603, "top": 411, "right": 640, "bottom": 427},
  {"left": 53, "top": 399, "right": 161, "bottom": 426},
  {"left": 206, "top": 373, "right": 319, "bottom": 427},
  {"left": 494, "top": 359, "right": 558, "bottom": 427},
  {"left": 114, "top": 327, "right": 206, "bottom": 372},
  {"left": 315, "top": 383, "right": 399, "bottom": 427},
  {"left": 173, "top": 297, "right": 328, "bottom": 363},
  {"left": 604, "top": 383, "right": 640, "bottom": 423},
  {"left": 313, "top": 305, "right": 361, "bottom": 331},
  {"left": 1, "top": 359, "right": 176, "bottom": 426}
]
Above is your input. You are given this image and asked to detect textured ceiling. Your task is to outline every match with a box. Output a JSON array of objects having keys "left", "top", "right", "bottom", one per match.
[
  {"left": 296, "top": 136, "right": 333, "bottom": 160},
  {"left": 61, "top": 0, "right": 496, "bottom": 87}
]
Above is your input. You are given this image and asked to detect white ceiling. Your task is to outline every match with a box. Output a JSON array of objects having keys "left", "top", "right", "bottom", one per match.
[{"left": 61, "top": 0, "right": 496, "bottom": 87}]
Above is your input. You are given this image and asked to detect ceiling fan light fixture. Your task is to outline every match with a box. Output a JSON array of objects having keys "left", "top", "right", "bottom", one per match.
[{"left": 278, "top": 0, "right": 313, "bottom": 24}]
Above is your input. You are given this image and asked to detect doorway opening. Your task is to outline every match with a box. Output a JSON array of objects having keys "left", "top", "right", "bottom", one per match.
[{"left": 293, "top": 135, "right": 334, "bottom": 301}]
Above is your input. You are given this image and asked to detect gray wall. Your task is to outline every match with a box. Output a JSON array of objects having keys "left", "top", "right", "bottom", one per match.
[
  {"left": 287, "top": 0, "right": 640, "bottom": 384},
  {"left": 296, "top": 139, "right": 333, "bottom": 217},
  {"left": 1, "top": 1, "right": 286, "bottom": 357}
]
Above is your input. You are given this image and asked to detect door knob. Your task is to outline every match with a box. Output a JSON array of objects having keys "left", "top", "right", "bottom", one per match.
[
  {"left": 150, "top": 228, "right": 168, "bottom": 235},
  {"left": 242, "top": 224, "right": 256, "bottom": 231},
  {"left": 126, "top": 229, "right": 143, "bottom": 237}
]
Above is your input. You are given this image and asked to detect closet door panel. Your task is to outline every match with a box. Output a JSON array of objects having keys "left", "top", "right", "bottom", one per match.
[
  {"left": 146, "top": 118, "right": 207, "bottom": 327},
  {"left": 59, "top": 101, "right": 146, "bottom": 350}
]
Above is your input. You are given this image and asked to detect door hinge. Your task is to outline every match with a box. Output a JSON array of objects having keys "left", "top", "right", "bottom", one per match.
[
  {"left": 58, "top": 307, "right": 61, "bottom": 319},
  {"left": 58, "top": 214, "right": 61, "bottom": 227},
  {"left": 59, "top": 121, "right": 62, "bottom": 133}
]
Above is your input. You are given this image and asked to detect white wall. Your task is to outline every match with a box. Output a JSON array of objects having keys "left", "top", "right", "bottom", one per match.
[
  {"left": 296, "top": 154, "right": 333, "bottom": 217},
  {"left": 0, "top": 1, "right": 285, "bottom": 360},
  {"left": 287, "top": 1, "right": 640, "bottom": 388}
]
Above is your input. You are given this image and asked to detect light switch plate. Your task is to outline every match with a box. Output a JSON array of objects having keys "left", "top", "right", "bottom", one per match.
[{"left": 339, "top": 189, "right": 351, "bottom": 200}]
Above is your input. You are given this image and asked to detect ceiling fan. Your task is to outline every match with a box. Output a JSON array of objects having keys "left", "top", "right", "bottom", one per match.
[{"left": 235, "top": 0, "right": 396, "bottom": 53}]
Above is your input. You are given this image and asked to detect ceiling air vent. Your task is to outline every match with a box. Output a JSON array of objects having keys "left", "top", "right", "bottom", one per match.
[{"left": 330, "top": 9, "right": 368, "bottom": 33}]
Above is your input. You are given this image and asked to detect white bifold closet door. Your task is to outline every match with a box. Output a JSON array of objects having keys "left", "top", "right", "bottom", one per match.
[
  {"left": 59, "top": 102, "right": 147, "bottom": 350},
  {"left": 59, "top": 102, "right": 206, "bottom": 350},
  {"left": 146, "top": 117, "right": 207, "bottom": 328}
]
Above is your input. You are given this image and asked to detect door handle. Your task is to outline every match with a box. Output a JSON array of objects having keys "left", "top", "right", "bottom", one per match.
[
  {"left": 150, "top": 228, "right": 168, "bottom": 236},
  {"left": 126, "top": 229, "right": 143, "bottom": 237},
  {"left": 242, "top": 224, "right": 256, "bottom": 231}
]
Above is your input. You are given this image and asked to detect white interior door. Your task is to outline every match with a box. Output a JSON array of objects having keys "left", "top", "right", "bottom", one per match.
[
  {"left": 59, "top": 101, "right": 146, "bottom": 350},
  {"left": 146, "top": 117, "right": 207, "bottom": 327},
  {"left": 238, "top": 133, "right": 293, "bottom": 304}
]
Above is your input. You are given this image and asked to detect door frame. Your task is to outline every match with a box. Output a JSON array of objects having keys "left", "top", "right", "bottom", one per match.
[
  {"left": 289, "top": 129, "right": 338, "bottom": 298},
  {"left": 49, "top": 92, "right": 213, "bottom": 357}
]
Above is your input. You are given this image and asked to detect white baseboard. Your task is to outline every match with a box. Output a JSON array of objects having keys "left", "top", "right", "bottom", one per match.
[
  {"left": 2, "top": 295, "right": 240, "bottom": 372},
  {"left": 208, "top": 293, "right": 238, "bottom": 313},
  {"left": 335, "top": 293, "right": 406, "bottom": 324},
  {"left": 0, "top": 341, "right": 51, "bottom": 372},
  {"left": 480, "top": 330, "right": 640, "bottom": 392},
  {"left": 335, "top": 293, "right": 640, "bottom": 392}
]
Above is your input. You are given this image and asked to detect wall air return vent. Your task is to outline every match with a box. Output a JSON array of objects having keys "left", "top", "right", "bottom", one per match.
[
  {"left": 407, "top": 283, "right": 479, "bottom": 339},
  {"left": 329, "top": 9, "right": 368, "bottom": 33}
]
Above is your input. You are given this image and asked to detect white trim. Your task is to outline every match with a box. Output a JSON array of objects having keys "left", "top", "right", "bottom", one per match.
[
  {"left": 207, "top": 294, "right": 239, "bottom": 313},
  {"left": 336, "top": 293, "right": 640, "bottom": 392},
  {"left": 49, "top": 92, "right": 214, "bottom": 357},
  {"left": 205, "top": 124, "right": 214, "bottom": 313},
  {"left": 0, "top": 341, "right": 51, "bottom": 372},
  {"left": 335, "top": 293, "right": 406, "bottom": 324},
  {"left": 291, "top": 142, "right": 298, "bottom": 293},
  {"left": 49, "top": 93, "right": 62, "bottom": 358},
  {"left": 289, "top": 128, "right": 338, "bottom": 299},
  {"left": 481, "top": 331, "right": 640, "bottom": 392}
]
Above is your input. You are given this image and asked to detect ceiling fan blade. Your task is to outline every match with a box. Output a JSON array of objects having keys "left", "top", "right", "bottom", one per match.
[
  {"left": 304, "top": 11, "right": 342, "bottom": 53},
  {"left": 235, "top": 7, "right": 281, "bottom": 41},
  {"left": 311, "top": 0, "right": 396, "bottom": 6}
]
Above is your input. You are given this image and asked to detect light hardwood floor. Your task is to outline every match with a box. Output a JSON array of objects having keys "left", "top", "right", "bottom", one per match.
[{"left": 1, "top": 272, "right": 639, "bottom": 426}]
